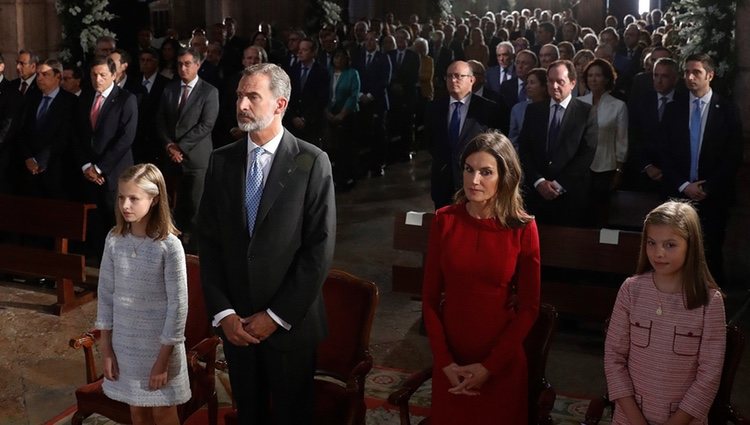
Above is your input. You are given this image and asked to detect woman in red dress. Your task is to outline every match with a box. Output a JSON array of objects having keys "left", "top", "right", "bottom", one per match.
[{"left": 422, "top": 131, "right": 541, "bottom": 424}]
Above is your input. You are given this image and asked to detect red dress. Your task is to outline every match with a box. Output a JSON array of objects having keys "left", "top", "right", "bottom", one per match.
[{"left": 422, "top": 204, "right": 541, "bottom": 424}]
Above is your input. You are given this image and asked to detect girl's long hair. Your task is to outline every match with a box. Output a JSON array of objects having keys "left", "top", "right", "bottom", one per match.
[{"left": 112, "top": 163, "right": 179, "bottom": 240}]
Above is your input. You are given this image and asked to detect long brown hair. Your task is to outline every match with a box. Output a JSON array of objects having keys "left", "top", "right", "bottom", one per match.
[
  {"left": 635, "top": 200, "right": 719, "bottom": 309},
  {"left": 112, "top": 163, "right": 180, "bottom": 240},
  {"left": 454, "top": 131, "right": 533, "bottom": 228}
]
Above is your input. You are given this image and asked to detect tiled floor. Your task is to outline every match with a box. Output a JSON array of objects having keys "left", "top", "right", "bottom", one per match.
[{"left": 1, "top": 153, "right": 748, "bottom": 424}]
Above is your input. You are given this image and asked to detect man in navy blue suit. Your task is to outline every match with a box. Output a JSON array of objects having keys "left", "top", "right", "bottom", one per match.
[{"left": 659, "top": 53, "right": 742, "bottom": 284}]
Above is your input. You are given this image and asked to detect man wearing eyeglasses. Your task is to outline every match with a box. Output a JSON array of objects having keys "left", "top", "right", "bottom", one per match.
[{"left": 426, "top": 60, "right": 501, "bottom": 209}]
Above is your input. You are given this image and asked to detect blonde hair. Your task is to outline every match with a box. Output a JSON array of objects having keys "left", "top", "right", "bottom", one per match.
[
  {"left": 635, "top": 200, "right": 719, "bottom": 309},
  {"left": 454, "top": 131, "right": 533, "bottom": 228},
  {"left": 112, "top": 163, "right": 179, "bottom": 240}
]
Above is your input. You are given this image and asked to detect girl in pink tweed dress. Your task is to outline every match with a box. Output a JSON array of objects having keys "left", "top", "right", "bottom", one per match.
[{"left": 604, "top": 201, "right": 726, "bottom": 425}]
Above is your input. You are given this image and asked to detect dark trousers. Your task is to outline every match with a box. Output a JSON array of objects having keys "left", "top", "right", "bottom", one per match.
[
  {"left": 358, "top": 104, "right": 387, "bottom": 173},
  {"left": 222, "top": 339, "right": 316, "bottom": 425}
]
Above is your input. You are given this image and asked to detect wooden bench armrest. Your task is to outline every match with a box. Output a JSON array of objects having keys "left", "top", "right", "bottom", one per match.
[{"left": 68, "top": 329, "right": 102, "bottom": 383}]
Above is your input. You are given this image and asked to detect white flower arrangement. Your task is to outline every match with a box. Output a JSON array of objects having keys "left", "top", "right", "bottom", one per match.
[
  {"left": 56, "top": 0, "right": 117, "bottom": 64},
  {"left": 318, "top": 0, "right": 342, "bottom": 26},
  {"left": 670, "top": 0, "right": 735, "bottom": 78}
]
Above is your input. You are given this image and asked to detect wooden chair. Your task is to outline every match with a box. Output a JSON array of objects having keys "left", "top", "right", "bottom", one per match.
[
  {"left": 584, "top": 323, "right": 747, "bottom": 425},
  {"left": 0, "top": 194, "right": 97, "bottom": 314},
  {"left": 392, "top": 212, "right": 435, "bottom": 295},
  {"left": 69, "top": 254, "right": 220, "bottom": 424},
  {"left": 387, "top": 303, "right": 559, "bottom": 425},
  {"left": 214, "top": 269, "right": 380, "bottom": 425}
]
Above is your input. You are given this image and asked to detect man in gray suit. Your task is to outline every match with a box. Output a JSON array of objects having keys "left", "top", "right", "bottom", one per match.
[
  {"left": 157, "top": 47, "right": 219, "bottom": 248},
  {"left": 197, "top": 63, "right": 335, "bottom": 424}
]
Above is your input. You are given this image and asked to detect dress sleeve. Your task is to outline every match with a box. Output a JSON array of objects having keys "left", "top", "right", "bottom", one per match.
[
  {"left": 605, "top": 277, "right": 636, "bottom": 401},
  {"left": 95, "top": 233, "right": 116, "bottom": 330},
  {"left": 481, "top": 219, "right": 541, "bottom": 374},
  {"left": 160, "top": 237, "right": 188, "bottom": 346},
  {"left": 678, "top": 290, "right": 726, "bottom": 419},
  {"left": 615, "top": 100, "right": 629, "bottom": 164},
  {"left": 421, "top": 212, "right": 454, "bottom": 369}
]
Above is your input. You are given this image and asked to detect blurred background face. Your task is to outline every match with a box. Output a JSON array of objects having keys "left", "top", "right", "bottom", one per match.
[
  {"left": 365, "top": 32, "right": 378, "bottom": 52},
  {"left": 95, "top": 40, "right": 115, "bottom": 59},
  {"left": 190, "top": 35, "right": 208, "bottom": 54},
  {"left": 525, "top": 73, "right": 545, "bottom": 101},
  {"left": 585, "top": 64, "right": 606, "bottom": 93},
  {"left": 539, "top": 45, "right": 557, "bottom": 68},
  {"left": 515, "top": 53, "right": 535, "bottom": 79},
  {"left": 496, "top": 45, "right": 513, "bottom": 68},
  {"left": 652, "top": 63, "right": 678, "bottom": 94},
  {"left": 62, "top": 69, "right": 81, "bottom": 93},
  {"left": 297, "top": 40, "right": 315, "bottom": 63},
  {"left": 139, "top": 53, "right": 159, "bottom": 76},
  {"left": 16, "top": 53, "right": 36, "bottom": 79},
  {"left": 207, "top": 43, "right": 222, "bottom": 65},
  {"left": 177, "top": 53, "right": 200, "bottom": 82},
  {"left": 287, "top": 33, "right": 301, "bottom": 52},
  {"left": 395, "top": 31, "right": 409, "bottom": 50},
  {"left": 243, "top": 47, "right": 262, "bottom": 67},
  {"left": 108, "top": 52, "right": 126, "bottom": 81}
]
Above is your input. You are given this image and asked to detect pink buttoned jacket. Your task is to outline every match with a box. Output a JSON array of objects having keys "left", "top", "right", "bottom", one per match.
[{"left": 604, "top": 273, "right": 726, "bottom": 425}]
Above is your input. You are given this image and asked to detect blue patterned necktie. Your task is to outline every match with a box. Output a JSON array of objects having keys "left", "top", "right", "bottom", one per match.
[
  {"left": 300, "top": 66, "right": 309, "bottom": 91},
  {"left": 547, "top": 104, "right": 562, "bottom": 153},
  {"left": 449, "top": 101, "right": 462, "bottom": 149},
  {"left": 245, "top": 147, "right": 265, "bottom": 237},
  {"left": 689, "top": 99, "right": 702, "bottom": 182}
]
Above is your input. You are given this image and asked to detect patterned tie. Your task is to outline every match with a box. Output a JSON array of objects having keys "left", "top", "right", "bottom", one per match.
[
  {"left": 142, "top": 78, "right": 151, "bottom": 93},
  {"left": 658, "top": 96, "right": 668, "bottom": 121},
  {"left": 689, "top": 99, "right": 702, "bottom": 182},
  {"left": 178, "top": 84, "right": 190, "bottom": 115},
  {"left": 37, "top": 96, "right": 52, "bottom": 121},
  {"left": 20, "top": 81, "right": 28, "bottom": 95},
  {"left": 547, "top": 104, "right": 562, "bottom": 153},
  {"left": 245, "top": 147, "right": 265, "bottom": 237},
  {"left": 89, "top": 93, "right": 104, "bottom": 128}
]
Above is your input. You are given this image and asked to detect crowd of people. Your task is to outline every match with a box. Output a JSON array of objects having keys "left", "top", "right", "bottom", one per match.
[{"left": 0, "top": 5, "right": 743, "bottom": 424}]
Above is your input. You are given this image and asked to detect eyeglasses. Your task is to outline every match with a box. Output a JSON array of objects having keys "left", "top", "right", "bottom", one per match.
[{"left": 446, "top": 73, "right": 472, "bottom": 81}]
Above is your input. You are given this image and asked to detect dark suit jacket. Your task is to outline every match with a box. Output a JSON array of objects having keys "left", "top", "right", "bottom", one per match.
[
  {"left": 133, "top": 73, "right": 170, "bottom": 163},
  {"left": 486, "top": 64, "right": 515, "bottom": 94},
  {"left": 426, "top": 93, "right": 501, "bottom": 207},
  {"left": 0, "top": 78, "right": 23, "bottom": 193},
  {"left": 518, "top": 97, "right": 597, "bottom": 223},
  {"left": 197, "top": 129, "right": 335, "bottom": 351},
  {"left": 12, "top": 76, "right": 40, "bottom": 99},
  {"left": 659, "top": 91, "right": 742, "bottom": 200},
  {"left": 387, "top": 49, "right": 420, "bottom": 107},
  {"left": 75, "top": 84, "right": 138, "bottom": 192},
  {"left": 156, "top": 78, "right": 220, "bottom": 170},
  {"left": 353, "top": 50, "right": 391, "bottom": 113},
  {"left": 17, "top": 89, "right": 78, "bottom": 197},
  {"left": 499, "top": 76, "right": 522, "bottom": 111},
  {"left": 284, "top": 61, "right": 329, "bottom": 142}
]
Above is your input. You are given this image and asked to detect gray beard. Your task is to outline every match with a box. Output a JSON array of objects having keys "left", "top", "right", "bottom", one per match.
[{"left": 237, "top": 113, "right": 273, "bottom": 133}]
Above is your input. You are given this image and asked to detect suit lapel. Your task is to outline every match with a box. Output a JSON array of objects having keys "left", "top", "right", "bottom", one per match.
[
  {"left": 229, "top": 140, "right": 249, "bottom": 233},
  {"left": 255, "top": 130, "right": 299, "bottom": 231}
]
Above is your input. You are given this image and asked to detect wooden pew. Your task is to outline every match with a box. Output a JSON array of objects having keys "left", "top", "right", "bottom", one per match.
[
  {"left": 538, "top": 224, "right": 641, "bottom": 321},
  {"left": 392, "top": 212, "right": 435, "bottom": 295},
  {"left": 0, "top": 194, "right": 97, "bottom": 314},
  {"left": 606, "top": 190, "right": 663, "bottom": 231}
]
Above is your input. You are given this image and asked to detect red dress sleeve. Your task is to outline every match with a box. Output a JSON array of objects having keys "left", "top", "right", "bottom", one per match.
[
  {"left": 422, "top": 211, "right": 455, "bottom": 369},
  {"left": 481, "top": 219, "right": 541, "bottom": 374}
]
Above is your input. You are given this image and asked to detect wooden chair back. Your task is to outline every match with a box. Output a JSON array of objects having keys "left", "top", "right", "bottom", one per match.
[
  {"left": 525, "top": 304, "right": 558, "bottom": 425},
  {"left": 606, "top": 191, "right": 662, "bottom": 231},
  {"left": 392, "top": 212, "right": 435, "bottom": 295},
  {"left": 708, "top": 324, "right": 746, "bottom": 425},
  {"left": 316, "top": 269, "right": 379, "bottom": 381},
  {"left": 184, "top": 254, "right": 212, "bottom": 349}
]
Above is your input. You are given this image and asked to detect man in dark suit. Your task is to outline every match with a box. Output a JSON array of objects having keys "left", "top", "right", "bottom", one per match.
[
  {"left": 133, "top": 48, "right": 170, "bottom": 164},
  {"left": 13, "top": 49, "right": 40, "bottom": 99},
  {"left": 659, "top": 53, "right": 742, "bottom": 284},
  {"left": 197, "top": 63, "right": 335, "bottom": 425},
  {"left": 17, "top": 59, "right": 77, "bottom": 199},
  {"left": 387, "top": 28, "right": 420, "bottom": 162},
  {"left": 157, "top": 47, "right": 219, "bottom": 249},
  {"left": 0, "top": 54, "right": 23, "bottom": 194},
  {"left": 429, "top": 30, "right": 454, "bottom": 99},
  {"left": 284, "top": 38, "right": 328, "bottom": 146},
  {"left": 499, "top": 49, "right": 538, "bottom": 111},
  {"left": 109, "top": 49, "right": 146, "bottom": 101},
  {"left": 353, "top": 29, "right": 392, "bottom": 177},
  {"left": 485, "top": 41, "right": 515, "bottom": 94},
  {"left": 626, "top": 57, "right": 683, "bottom": 192},
  {"left": 75, "top": 57, "right": 138, "bottom": 254},
  {"left": 519, "top": 60, "right": 597, "bottom": 226},
  {"left": 613, "top": 24, "right": 643, "bottom": 99},
  {"left": 427, "top": 61, "right": 501, "bottom": 208}
]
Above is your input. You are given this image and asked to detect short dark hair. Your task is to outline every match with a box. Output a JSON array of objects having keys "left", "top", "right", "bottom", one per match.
[
  {"left": 526, "top": 67, "right": 548, "bottom": 88},
  {"left": 548, "top": 59, "right": 577, "bottom": 81},
  {"left": 63, "top": 63, "right": 83, "bottom": 79},
  {"left": 653, "top": 57, "right": 678, "bottom": 73},
  {"left": 299, "top": 37, "right": 318, "bottom": 53},
  {"left": 583, "top": 58, "right": 617, "bottom": 90},
  {"left": 685, "top": 53, "right": 715, "bottom": 74},
  {"left": 90, "top": 57, "right": 117, "bottom": 75},
  {"left": 178, "top": 47, "right": 205, "bottom": 63},
  {"left": 139, "top": 47, "right": 160, "bottom": 60},
  {"left": 112, "top": 48, "right": 131, "bottom": 65},
  {"left": 539, "top": 22, "right": 556, "bottom": 35}
]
